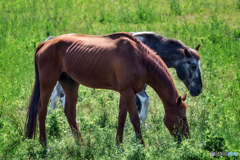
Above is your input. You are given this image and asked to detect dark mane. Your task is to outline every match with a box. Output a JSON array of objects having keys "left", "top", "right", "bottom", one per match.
[
  {"left": 131, "top": 32, "right": 200, "bottom": 61},
  {"left": 189, "top": 48, "right": 201, "bottom": 60},
  {"left": 155, "top": 33, "right": 201, "bottom": 61},
  {"left": 155, "top": 33, "right": 200, "bottom": 61}
]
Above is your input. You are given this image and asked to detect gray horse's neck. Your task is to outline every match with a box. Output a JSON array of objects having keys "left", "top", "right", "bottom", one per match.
[{"left": 131, "top": 32, "right": 185, "bottom": 69}]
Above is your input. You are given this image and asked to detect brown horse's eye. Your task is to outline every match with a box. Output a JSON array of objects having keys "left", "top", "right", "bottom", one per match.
[{"left": 182, "top": 117, "right": 186, "bottom": 121}]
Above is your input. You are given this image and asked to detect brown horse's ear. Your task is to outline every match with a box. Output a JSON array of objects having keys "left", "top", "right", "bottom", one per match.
[
  {"left": 181, "top": 94, "right": 187, "bottom": 101},
  {"left": 177, "top": 94, "right": 187, "bottom": 105},
  {"left": 177, "top": 97, "right": 182, "bottom": 105},
  {"left": 184, "top": 49, "right": 192, "bottom": 58},
  {"left": 195, "top": 44, "right": 201, "bottom": 51}
]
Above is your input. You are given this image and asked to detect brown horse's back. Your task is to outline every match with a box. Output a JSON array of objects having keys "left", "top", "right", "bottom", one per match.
[{"left": 36, "top": 34, "right": 146, "bottom": 92}]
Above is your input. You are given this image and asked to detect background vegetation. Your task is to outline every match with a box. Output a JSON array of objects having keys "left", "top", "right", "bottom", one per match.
[{"left": 0, "top": 0, "right": 239, "bottom": 159}]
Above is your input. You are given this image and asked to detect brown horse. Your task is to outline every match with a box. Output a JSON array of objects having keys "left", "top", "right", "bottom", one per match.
[{"left": 26, "top": 32, "right": 189, "bottom": 147}]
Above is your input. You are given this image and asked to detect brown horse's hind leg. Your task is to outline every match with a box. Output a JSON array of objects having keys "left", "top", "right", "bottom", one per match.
[
  {"left": 59, "top": 77, "right": 84, "bottom": 144},
  {"left": 116, "top": 96, "right": 127, "bottom": 145},
  {"left": 119, "top": 89, "right": 145, "bottom": 146},
  {"left": 38, "top": 80, "right": 58, "bottom": 147}
]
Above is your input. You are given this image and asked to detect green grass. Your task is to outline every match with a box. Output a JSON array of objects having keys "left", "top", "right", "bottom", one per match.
[{"left": 0, "top": 0, "right": 240, "bottom": 159}]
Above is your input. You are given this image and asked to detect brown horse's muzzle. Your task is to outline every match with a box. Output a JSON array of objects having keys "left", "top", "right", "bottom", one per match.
[{"left": 175, "top": 128, "right": 190, "bottom": 145}]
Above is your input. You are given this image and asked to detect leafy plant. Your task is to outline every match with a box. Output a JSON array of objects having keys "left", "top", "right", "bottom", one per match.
[
  {"left": 203, "top": 133, "right": 227, "bottom": 152},
  {"left": 126, "top": 144, "right": 146, "bottom": 160},
  {"left": 46, "top": 109, "right": 63, "bottom": 139}
]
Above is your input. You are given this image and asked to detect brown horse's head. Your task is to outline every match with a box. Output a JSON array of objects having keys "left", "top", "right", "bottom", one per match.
[{"left": 163, "top": 94, "right": 189, "bottom": 142}]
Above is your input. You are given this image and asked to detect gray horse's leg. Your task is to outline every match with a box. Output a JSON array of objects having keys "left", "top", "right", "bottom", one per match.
[
  {"left": 59, "top": 84, "right": 66, "bottom": 109},
  {"left": 49, "top": 81, "right": 78, "bottom": 122},
  {"left": 49, "top": 82, "right": 65, "bottom": 111},
  {"left": 135, "top": 95, "right": 142, "bottom": 113},
  {"left": 137, "top": 85, "right": 150, "bottom": 125},
  {"left": 49, "top": 83, "right": 60, "bottom": 113}
]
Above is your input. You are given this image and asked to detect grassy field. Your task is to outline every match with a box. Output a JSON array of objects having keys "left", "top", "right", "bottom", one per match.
[{"left": 0, "top": 0, "right": 240, "bottom": 159}]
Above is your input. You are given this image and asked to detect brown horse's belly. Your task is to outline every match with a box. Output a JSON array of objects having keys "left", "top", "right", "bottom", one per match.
[{"left": 65, "top": 66, "right": 118, "bottom": 91}]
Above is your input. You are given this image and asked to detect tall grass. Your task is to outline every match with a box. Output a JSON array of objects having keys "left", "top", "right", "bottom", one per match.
[
  {"left": 0, "top": 0, "right": 239, "bottom": 159},
  {"left": 169, "top": 0, "right": 182, "bottom": 15}
]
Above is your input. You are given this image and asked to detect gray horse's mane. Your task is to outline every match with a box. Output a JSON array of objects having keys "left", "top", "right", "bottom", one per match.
[
  {"left": 130, "top": 31, "right": 200, "bottom": 60},
  {"left": 130, "top": 31, "right": 185, "bottom": 47}
]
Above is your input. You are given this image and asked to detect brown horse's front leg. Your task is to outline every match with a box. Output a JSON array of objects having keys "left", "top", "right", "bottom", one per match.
[
  {"left": 120, "top": 89, "right": 145, "bottom": 147},
  {"left": 116, "top": 96, "right": 127, "bottom": 145}
]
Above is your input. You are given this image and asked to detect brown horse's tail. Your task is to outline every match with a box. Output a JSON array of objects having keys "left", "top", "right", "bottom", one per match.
[{"left": 25, "top": 42, "right": 45, "bottom": 139}]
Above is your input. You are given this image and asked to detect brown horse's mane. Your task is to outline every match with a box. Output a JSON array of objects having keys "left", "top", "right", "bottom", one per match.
[
  {"left": 116, "top": 33, "right": 179, "bottom": 102},
  {"left": 109, "top": 33, "right": 170, "bottom": 73}
]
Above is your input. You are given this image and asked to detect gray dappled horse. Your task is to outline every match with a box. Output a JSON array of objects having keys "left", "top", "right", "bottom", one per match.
[
  {"left": 47, "top": 32, "right": 202, "bottom": 124},
  {"left": 131, "top": 32, "right": 202, "bottom": 124}
]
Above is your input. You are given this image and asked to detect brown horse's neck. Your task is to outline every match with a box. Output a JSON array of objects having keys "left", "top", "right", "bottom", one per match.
[
  {"left": 130, "top": 34, "right": 179, "bottom": 108},
  {"left": 145, "top": 58, "right": 179, "bottom": 108}
]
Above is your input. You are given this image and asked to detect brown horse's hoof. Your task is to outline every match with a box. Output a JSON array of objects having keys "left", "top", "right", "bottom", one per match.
[{"left": 117, "top": 144, "right": 125, "bottom": 152}]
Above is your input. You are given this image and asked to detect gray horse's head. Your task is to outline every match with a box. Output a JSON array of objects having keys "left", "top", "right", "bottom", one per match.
[
  {"left": 130, "top": 32, "right": 202, "bottom": 96},
  {"left": 175, "top": 45, "right": 202, "bottom": 96}
]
